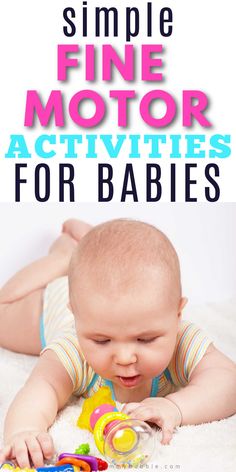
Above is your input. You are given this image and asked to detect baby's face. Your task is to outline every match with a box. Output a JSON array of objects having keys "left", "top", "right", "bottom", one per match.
[{"left": 70, "top": 275, "right": 184, "bottom": 391}]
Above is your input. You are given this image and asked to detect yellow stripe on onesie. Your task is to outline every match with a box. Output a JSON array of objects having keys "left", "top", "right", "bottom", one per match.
[{"left": 40, "top": 276, "right": 213, "bottom": 397}]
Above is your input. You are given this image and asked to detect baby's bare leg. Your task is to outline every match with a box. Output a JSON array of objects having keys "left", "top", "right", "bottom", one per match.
[
  {"left": 0, "top": 232, "right": 78, "bottom": 355},
  {"left": 0, "top": 234, "right": 77, "bottom": 304},
  {"left": 0, "top": 289, "right": 43, "bottom": 355}
]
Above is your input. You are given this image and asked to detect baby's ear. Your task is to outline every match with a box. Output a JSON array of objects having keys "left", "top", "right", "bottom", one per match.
[
  {"left": 180, "top": 297, "right": 188, "bottom": 311},
  {"left": 178, "top": 297, "right": 188, "bottom": 321}
]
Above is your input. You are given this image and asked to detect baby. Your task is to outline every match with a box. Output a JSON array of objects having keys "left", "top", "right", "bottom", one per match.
[{"left": 0, "top": 218, "right": 235, "bottom": 468}]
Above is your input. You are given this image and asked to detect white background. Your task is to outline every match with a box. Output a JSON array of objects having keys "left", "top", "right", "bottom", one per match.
[
  {"left": 0, "top": 0, "right": 235, "bottom": 202},
  {"left": 0, "top": 203, "right": 235, "bottom": 304}
]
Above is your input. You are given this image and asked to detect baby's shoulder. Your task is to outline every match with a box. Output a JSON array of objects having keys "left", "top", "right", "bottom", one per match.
[
  {"left": 45, "top": 332, "right": 95, "bottom": 396},
  {"left": 167, "top": 319, "right": 212, "bottom": 386}
]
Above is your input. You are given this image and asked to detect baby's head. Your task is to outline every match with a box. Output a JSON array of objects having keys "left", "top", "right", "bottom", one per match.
[{"left": 68, "top": 219, "right": 186, "bottom": 389}]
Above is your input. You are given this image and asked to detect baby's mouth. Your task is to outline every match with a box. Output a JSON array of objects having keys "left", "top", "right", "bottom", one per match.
[{"left": 117, "top": 375, "right": 141, "bottom": 387}]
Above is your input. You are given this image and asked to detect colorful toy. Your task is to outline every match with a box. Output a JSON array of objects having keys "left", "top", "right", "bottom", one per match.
[
  {"left": 0, "top": 446, "right": 108, "bottom": 472},
  {"left": 77, "top": 387, "right": 155, "bottom": 466},
  {"left": 56, "top": 451, "right": 108, "bottom": 471},
  {"left": 75, "top": 444, "right": 90, "bottom": 455},
  {"left": 0, "top": 385, "right": 155, "bottom": 472},
  {"left": 0, "top": 465, "right": 75, "bottom": 472}
]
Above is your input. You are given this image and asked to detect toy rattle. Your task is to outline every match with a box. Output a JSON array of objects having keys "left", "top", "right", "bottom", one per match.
[{"left": 77, "top": 387, "right": 155, "bottom": 466}]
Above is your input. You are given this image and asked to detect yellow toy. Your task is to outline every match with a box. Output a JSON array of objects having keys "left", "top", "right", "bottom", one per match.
[{"left": 77, "top": 387, "right": 155, "bottom": 467}]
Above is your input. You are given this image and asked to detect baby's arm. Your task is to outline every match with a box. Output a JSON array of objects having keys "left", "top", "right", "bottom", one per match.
[
  {"left": 166, "top": 344, "right": 236, "bottom": 424},
  {"left": 123, "top": 345, "right": 236, "bottom": 444},
  {"left": 0, "top": 350, "right": 74, "bottom": 468}
]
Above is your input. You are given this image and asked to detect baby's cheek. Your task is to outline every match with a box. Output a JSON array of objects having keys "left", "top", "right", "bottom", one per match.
[
  {"left": 143, "top": 347, "right": 172, "bottom": 375},
  {"left": 76, "top": 339, "right": 97, "bottom": 365},
  {"left": 83, "top": 347, "right": 110, "bottom": 374}
]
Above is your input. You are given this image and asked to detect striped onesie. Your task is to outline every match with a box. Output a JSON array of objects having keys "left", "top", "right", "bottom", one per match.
[{"left": 40, "top": 276, "right": 212, "bottom": 399}]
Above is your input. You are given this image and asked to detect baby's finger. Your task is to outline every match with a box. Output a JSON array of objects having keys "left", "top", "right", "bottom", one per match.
[
  {"left": 121, "top": 403, "right": 140, "bottom": 415},
  {"left": 14, "top": 440, "right": 30, "bottom": 468},
  {"left": 129, "top": 405, "right": 155, "bottom": 421},
  {"left": 37, "top": 433, "right": 54, "bottom": 460},
  {"left": 25, "top": 437, "right": 44, "bottom": 468},
  {"left": 161, "top": 424, "right": 174, "bottom": 445},
  {"left": 0, "top": 444, "right": 12, "bottom": 462}
]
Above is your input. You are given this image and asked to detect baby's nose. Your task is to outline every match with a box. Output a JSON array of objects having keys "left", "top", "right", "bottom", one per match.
[{"left": 114, "top": 346, "right": 137, "bottom": 365}]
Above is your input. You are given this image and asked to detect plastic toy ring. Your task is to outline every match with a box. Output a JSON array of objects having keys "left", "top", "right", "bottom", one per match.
[
  {"left": 58, "top": 454, "right": 97, "bottom": 471},
  {"left": 93, "top": 412, "right": 129, "bottom": 454},
  {"left": 56, "top": 458, "right": 91, "bottom": 472}
]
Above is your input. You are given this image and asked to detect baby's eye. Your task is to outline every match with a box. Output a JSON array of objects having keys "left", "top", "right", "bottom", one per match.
[
  {"left": 137, "top": 337, "right": 157, "bottom": 343},
  {"left": 93, "top": 339, "right": 110, "bottom": 345}
]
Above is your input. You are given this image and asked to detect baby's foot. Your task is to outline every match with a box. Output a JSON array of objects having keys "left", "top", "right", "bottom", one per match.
[{"left": 62, "top": 219, "right": 92, "bottom": 241}]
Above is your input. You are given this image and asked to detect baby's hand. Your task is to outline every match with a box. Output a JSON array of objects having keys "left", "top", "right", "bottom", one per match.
[
  {"left": 122, "top": 397, "right": 182, "bottom": 445},
  {"left": 0, "top": 431, "right": 54, "bottom": 468}
]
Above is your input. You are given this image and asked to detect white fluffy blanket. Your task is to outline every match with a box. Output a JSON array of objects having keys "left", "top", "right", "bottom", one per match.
[{"left": 1, "top": 300, "right": 236, "bottom": 472}]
